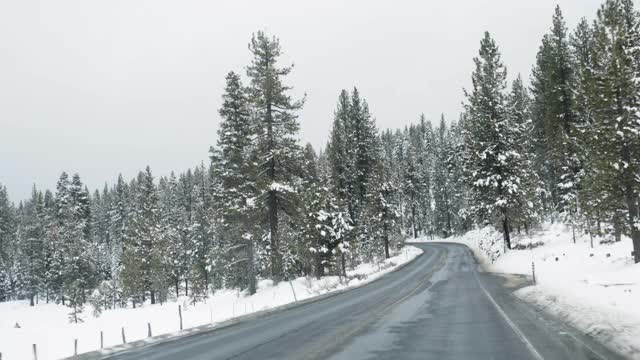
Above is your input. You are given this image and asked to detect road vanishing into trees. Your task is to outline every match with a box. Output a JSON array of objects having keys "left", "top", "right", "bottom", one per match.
[{"left": 99, "top": 243, "right": 622, "bottom": 360}]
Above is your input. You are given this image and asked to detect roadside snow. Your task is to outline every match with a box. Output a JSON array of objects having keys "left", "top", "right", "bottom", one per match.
[
  {"left": 0, "top": 246, "right": 422, "bottom": 360},
  {"left": 420, "top": 224, "right": 640, "bottom": 359}
]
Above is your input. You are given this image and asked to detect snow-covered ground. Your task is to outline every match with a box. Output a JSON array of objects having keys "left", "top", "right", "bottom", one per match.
[
  {"left": 421, "top": 223, "right": 640, "bottom": 359},
  {"left": 0, "top": 246, "right": 422, "bottom": 360}
]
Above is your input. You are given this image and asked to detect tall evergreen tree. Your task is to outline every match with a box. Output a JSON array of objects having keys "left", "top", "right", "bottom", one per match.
[
  {"left": 464, "top": 32, "right": 522, "bottom": 249},
  {"left": 211, "top": 71, "right": 259, "bottom": 294},
  {"left": 589, "top": 0, "right": 640, "bottom": 261},
  {"left": 530, "top": 6, "right": 581, "bottom": 225},
  {"left": 246, "top": 32, "right": 305, "bottom": 281}
]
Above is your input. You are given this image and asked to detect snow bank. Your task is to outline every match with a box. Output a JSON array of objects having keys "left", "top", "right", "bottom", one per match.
[
  {"left": 0, "top": 246, "right": 422, "bottom": 360},
  {"left": 422, "top": 224, "right": 640, "bottom": 359}
]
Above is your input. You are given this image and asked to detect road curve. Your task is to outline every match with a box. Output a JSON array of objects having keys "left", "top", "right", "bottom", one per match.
[{"left": 101, "top": 243, "right": 623, "bottom": 360}]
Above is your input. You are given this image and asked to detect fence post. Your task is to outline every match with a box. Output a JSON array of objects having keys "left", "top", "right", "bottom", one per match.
[
  {"left": 74, "top": 339, "right": 78, "bottom": 356},
  {"left": 100, "top": 331, "right": 104, "bottom": 349},
  {"left": 178, "top": 305, "right": 183, "bottom": 331},
  {"left": 121, "top": 327, "right": 126, "bottom": 344},
  {"left": 147, "top": 322, "right": 152, "bottom": 338},
  {"left": 532, "top": 262, "right": 536, "bottom": 285},
  {"left": 288, "top": 280, "right": 298, "bottom": 302},
  {"left": 32, "top": 344, "right": 38, "bottom": 360}
]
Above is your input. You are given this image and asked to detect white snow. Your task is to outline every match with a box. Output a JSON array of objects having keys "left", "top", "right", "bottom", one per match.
[
  {"left": 419, "top": 223, "right": 640, "bottom": 359},
  {"left": 0, "top": 246, "right": 422, "bottom": 360}
]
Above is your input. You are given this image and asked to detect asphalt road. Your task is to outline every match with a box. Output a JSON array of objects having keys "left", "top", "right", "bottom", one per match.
[{"left": 103, "top": 243, "right": 624, "bottom": 360}]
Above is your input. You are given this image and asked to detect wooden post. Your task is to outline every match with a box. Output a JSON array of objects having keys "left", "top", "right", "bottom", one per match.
[
  {"left": 532, "top": 262, "right": 536, "bottom": 285},
  {"left": 32, "top": 344, "right": 38, "bottom": 360},
  {"left": 74, "top": 339, "right": 78, "bottom": 356},
  {"left": 100, "top": 331, "right": 104, "bottom": 349},
  {"left": 147, "top": 322, "right": 152, "bottom": 338},
  {"left": 178, "top": 305, "right": 183, "bottom": 331},
  {"left": 288, "top": 280, "right": 298, "bottom": 302},
  {"left": 121, "top": 327, "right": 126, "bottom": 344}
]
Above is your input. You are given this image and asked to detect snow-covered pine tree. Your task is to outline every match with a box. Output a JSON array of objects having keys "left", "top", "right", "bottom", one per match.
[
  {"left": 570, "top": 18, "right": 606, "bottom": 239},
  {"left": 211, "top": 71, "right": 259, "bottom": 294},
  {"left": 0, "top": 183, "right": 17, "bottom": 301},
  {"left": 416, "top": 115, "right": 434, "bottom": 237},
  {"left": 15, "top": 186, "right": 46, "bottom": 305},
  {"left": 328, "top": 90, "right": 355, "bottom": 219},
  {"left": 327, "top": 88, "right": 382, "bottom": 262},
  {"left": 433, "top": 116, "right": 456, "bottom": 237},
  {"left": 121, "top": 167, "right": 164, "bottom": 306},
  {"left": 588, "top": 0, "right": 640, "bottom": 262},
  {"left": 246, "top": 32, "right": 305, "bottom": 282},
  {"left": 401, "top": 125, "right": 422, "bottom": 239},
  {"left": 189, "top": 163, "right": 213, "bottom": 302},
  {"left": 159, "top": 172, "right": 189, "bottom": 298},
  {"left": 506, "top": 75, "right": 541, "bottom": 233},
  {"left": 463, "top": 32, "right": 523, "bottom": 250},
  {"left": 530, "top": 6, "right": 581, "bottom": 226}
]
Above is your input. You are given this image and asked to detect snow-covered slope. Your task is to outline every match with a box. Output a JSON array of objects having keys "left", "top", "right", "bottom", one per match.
[
  {"left": 0, "top": 246, "right": 422, "bottom": 360},
  {"left": 427, "top": 224, "right": 640, "bottom": 359}
]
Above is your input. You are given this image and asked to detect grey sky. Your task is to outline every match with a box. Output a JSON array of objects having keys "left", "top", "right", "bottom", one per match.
[{"left": 0, "top": 0, "right": 607, "bottom": 201}]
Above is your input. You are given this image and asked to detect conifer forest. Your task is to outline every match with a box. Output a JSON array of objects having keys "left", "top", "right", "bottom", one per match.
[{"left": 2, "top": 0, "right": 640, "bottom": 326}]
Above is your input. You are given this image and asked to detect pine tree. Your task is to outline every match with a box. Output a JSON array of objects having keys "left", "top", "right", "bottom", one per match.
[
  {"left": 433, "top": 116, "right": 456, "bottom": 237},
  {"left": 589, "top": 0, "right": 640, "bottom": 261},
  {"left": 16, "top": 186, "right": 46, "bottom": 306},
  {"left": 463, "top": 32, "right": 521, "bottom": 249},
  {"left": 530, "top": 6, "right": 581, "bottom": 226},
  {"left": 327, "top": 88, "right": 382, "bottom": 263},
  {"left": 246, "top": 32, "right": 305, "bottom": 281},
  {"left": 122, "top": 167, "right": 163, "bottom": 306},
  {"left": 160, "top": 172, "right": 189, "bottom": 298},
  {"left": 211, "top": 71, "right": 259, "bottom": 294},
  {"left": 189, "top": 163, "right": 213, "bottom": 302},
  {"left": 416, "top": 115, "right": 434, "bottom": 237},
  {"left": 507, "top": 75, "right": 541, "bottom": 232},
  {"left": 0, "top": 184, "right": 17, "bottom": 301}
]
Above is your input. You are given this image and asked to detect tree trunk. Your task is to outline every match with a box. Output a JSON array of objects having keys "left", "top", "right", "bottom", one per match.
[
  {"left": 315, "top": 252, "right": 324, "bottom": 280},
  {"left": 29, "top": 294, "right": 35, "bottom": 307},
  {"left": 383, "top": 207, "right": 391, "bottom": 259},
  {"left": 614, "top": 214, "right": 623, "bottom": 242},
  {"left": 184, "top": 279, "right": 188, "bottom": 297},
  {"left": 411, "top": 205, "right": 417, "bottom": 239},
  {"left": 150, "top": 290, "right": 156, "bottom": 305},
  {"left": 247, "top": 235, "right": 257, "bottom": 295},
  {"left": 624, "top": 170, "right": 640, "bottom": 263},
  {"left": 502, "top": 209, "right": 511, "bottom": 250},
  {"left": 175, "top": 280, "right": 179, "bottom": 298},
  {"left": 268, "top": 190, "right": 281, "bottom": 281}
]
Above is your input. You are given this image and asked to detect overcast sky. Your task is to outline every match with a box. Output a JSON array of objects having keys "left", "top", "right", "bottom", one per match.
[{"left": 0, "top": 0, "right": 610, "bottom": 201}]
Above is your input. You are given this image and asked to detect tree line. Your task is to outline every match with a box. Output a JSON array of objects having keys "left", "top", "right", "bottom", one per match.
[
  {"left": 462, "top": 0, "right": 640, "bottom": 261},
  {"left": 1, "top": 0, "right": 639, "bottom": 321}
]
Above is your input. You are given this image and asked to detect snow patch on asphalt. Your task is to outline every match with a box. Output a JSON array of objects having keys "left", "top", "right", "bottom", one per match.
[{"left": 0, "top": 246, "right": 422, "bottom": 360}]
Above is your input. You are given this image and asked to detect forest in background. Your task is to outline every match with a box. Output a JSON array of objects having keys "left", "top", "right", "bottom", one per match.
[{"left": 1, "top": 0, "right": 639, "bottom": 323}]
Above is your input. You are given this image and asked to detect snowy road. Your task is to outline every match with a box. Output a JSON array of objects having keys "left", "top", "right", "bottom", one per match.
[{"left": 97, "top": 243, "right": 623, "bottom": 360}]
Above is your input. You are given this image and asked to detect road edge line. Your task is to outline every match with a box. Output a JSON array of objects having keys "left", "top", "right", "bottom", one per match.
[{"left": 475, "top": 274, "right": 544, "bottom": 360}]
